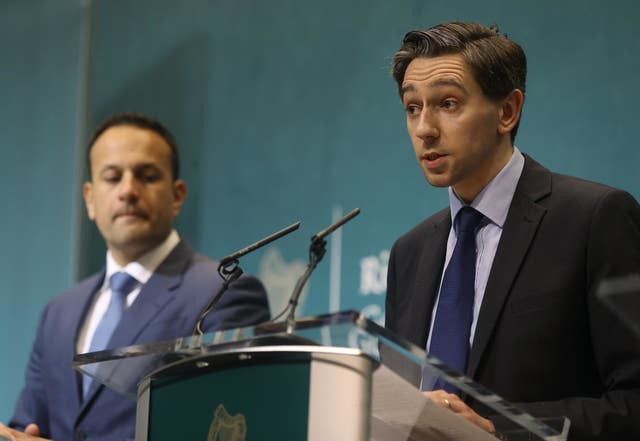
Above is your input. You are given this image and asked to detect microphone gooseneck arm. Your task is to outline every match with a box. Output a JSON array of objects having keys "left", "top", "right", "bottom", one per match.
[
  {"left": 193, "top": 260, "right": 244, "bottom": 336},
  {"left": 310, "top": 208, "right": 360, "bottom": 243},
  {"left": 219, "top": 221, "right": 301, "bottom": 266},
  {"left": 285, "top": 208, "right": 360, "bottom": 333},
  {"left": 193, "top": 220, "right": 301, "bottom": 336}
]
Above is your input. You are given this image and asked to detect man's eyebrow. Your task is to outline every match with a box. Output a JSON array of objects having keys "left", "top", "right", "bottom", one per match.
[
  {"left": 428, "top": 77, "right": 469, "bottom": 95},
  {"left": 400, "top": 78, "right": 469, "bottom": 99},
  {"left": 98, "top": 163, "right": 162, "bottom": 173},
  {"left": 400, "top": 84, "right": 416, "bottom": 98},
  {"left": 98, "top": 164, "right": 121, "bottom": 174},
  {"left": 134, "top": 163, "right": 166, "bottom": 176},
  {"left": 135, "top": 163, "right": 162, "bottom": 170}
]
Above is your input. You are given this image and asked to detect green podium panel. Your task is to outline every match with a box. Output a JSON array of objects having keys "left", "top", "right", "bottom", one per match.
[
  {"left": 146, "top": 360, "right": 309, "bottom": 440},
  {"left": 137, "top": 346, "right": 374, "bottom": 441}
]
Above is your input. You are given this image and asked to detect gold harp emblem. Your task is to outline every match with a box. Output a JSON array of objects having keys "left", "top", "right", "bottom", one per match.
[{"left": 207, "top": 404, "right": 247, "bottom": 441}]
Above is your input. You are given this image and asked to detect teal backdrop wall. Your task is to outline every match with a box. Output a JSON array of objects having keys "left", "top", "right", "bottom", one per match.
[
  {"left": 2, "top": 0, "right": 639, "bottom": 422},
  {"left": 0, "top": 0, "right": 88, "bottom": 424}
]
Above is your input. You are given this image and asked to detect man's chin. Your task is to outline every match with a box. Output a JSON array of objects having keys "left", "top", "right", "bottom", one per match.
[
  {"left": 111, "top": 226, "right": 150, "bottom": 242},
  {"left": 424, "top": 174, "right": 451, "bottom": 188},
  {"left": 108, "top": 232, "right": 165, "bottom": 255}
]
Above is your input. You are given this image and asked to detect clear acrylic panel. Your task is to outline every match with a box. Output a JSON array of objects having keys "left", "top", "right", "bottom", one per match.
[{"left": 74, "top": 310, "right": 569, "bottom": 441}]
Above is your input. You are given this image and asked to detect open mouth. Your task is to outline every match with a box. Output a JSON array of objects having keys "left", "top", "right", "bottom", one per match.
[
  {"left": 426, "top": 152, "right": 441, "bottom": 161},
  {"left": 422, "top": 152, "right": 447, "bottom": 169},
  {"left": 424, "top": 151, "right": 447, "bottom": 161}
]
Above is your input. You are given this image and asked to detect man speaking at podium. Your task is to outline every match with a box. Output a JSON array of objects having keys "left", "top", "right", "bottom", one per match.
[
  {"left": 385, "top": 22, "right": 640, "bottom": 440},
  {"left": 2, "top": 113, "right": 269, "bottom": 441}
]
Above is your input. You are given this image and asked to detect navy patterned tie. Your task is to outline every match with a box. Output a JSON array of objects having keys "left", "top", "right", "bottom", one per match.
[
  {"left": 427, "top": 207, "right": 485, "bottom": 392},
  {"left": 83, "top": 271, "right": 138, "bottom": 398}
]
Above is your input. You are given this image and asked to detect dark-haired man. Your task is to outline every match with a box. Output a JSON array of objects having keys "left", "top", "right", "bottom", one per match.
[
  {"left": 385, "top": 22, "right": 640, "bottom": 440},
  {"left": 2, "top": 113, "right": 270, "bottom": 441}
]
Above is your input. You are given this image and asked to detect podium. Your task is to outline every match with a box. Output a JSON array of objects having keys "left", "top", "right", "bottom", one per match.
[{"left": 73, "top": 311, "right": 570, "bottom": 441}]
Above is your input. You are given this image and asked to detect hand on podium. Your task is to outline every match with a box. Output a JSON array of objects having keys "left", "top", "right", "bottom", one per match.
[
  {"left": 424, "top": 390, "right": 497, "bottom": 436},
  {"left": 0, "top": 422, "right": 50, "bottom": 441}
]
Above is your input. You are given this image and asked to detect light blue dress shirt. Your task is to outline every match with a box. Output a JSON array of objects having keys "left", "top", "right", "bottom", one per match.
[{"left": 427, "top": 147, "right": 525, "bottom": 351}]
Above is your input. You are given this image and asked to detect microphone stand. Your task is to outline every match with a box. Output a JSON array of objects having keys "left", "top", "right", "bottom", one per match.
[
  {"left": 285, "top": 208, "right": 360, "bottom": 333},
  {"left": 193, "top": 220, "right": 301, "bottom": 336},
  {"left": 285, "top": 237, "right": 326, "bottom": 333},
  {"left": 193, "top": 259, "right": 244, "bottom": 336}
]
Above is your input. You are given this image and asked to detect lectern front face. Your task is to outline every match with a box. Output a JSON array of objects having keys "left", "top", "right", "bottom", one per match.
[
  {"left": 136, "top": 347, "right": 373, "bottom": 441},
  {"left": 74, "top": 311, "right": 570, "bottom": 441}
]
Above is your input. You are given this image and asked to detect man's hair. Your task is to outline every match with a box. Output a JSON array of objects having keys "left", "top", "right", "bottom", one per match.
[
  {"left": 87, "top": 112, "right": 180, "bottom": 179},
  {"left": 392, "top": 22, "right": 527, "bottom": 141}
]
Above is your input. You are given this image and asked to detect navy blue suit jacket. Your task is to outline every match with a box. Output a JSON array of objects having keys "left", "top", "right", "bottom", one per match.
[
  {"left": 386, "top": 155, "right": 640, "bottom": 440},
  {"left": 10, "top": 240, "right": 270, "bottom": 441}
]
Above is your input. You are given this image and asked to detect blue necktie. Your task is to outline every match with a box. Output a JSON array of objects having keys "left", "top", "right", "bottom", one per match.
[
  {"left": 83, "top": 271, "right": 138, "bottom": 398},
  {"left": 426, "top": 207, "right": 485, "bottom": 392}
]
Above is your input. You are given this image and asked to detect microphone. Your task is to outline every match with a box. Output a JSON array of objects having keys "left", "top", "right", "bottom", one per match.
[
  {"left": 219, "top": 221, "right": 301, "bottom": 268},
  {"left": 283, "top": 208, "right": 361, "bottom": 331},
  {"left": 193, "top": 220, "right": 301, "bottom": 336},
  {"left": 310, "top": 208, "right": 360, "bottom": 243}
]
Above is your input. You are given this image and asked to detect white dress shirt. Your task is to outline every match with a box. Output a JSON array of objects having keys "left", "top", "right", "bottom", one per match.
[{"left": 76, "top": 230, "right": 180, "bottom": 354}]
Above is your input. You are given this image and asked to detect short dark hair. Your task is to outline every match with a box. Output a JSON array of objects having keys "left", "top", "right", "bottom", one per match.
[
  {"left": 392, "top": 22, "right": 527, "bottom": 141},
  {"left": 87, "top": 112, "right": 180, "bottom": 179}
]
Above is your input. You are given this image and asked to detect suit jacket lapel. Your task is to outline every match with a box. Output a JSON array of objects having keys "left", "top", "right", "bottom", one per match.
[
  {"left": 412, "top": 210, "right": 450, "bottom": 347},
  {"left": 66, "top": 273, "right": 105, "bottom": 412},
  {"left": 79, "top": 240, "right": 195, "bottom": 411},
  {"left": 111, "top": 240, "right": 194, "bottom": 348},
  {"left": 467, "top": 156, "right": 552, "bottom": 378}
]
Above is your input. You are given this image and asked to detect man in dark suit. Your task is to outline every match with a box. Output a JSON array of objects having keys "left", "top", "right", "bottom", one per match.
[
  {"left": 385, "top": 22, "right": 640, "bottom": 440},
  {"left": 2, "top": 113, "right": 270, "bottom": 441}
]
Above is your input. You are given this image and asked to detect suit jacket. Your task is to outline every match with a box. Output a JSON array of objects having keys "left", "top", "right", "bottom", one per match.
[
  {"left": 386, "top": 155, "right": 640, "bottom": 440},
  {"left": 10, "top": 240, "right": 270, "bottom": 441}
]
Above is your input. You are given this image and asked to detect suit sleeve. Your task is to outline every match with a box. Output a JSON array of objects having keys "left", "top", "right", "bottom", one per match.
[
  {"left": 518, "top": 189, "right": 640, "bottom": 441},
  {"left": 9, "top": 305, "right": 52, "bottom": 438}
]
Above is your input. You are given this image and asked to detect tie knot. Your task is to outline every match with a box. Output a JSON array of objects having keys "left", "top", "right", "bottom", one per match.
[
  {"left": 455, "top": 207, "right": 485, "bottom": 233},
  {"left": 109, "top": 272, "right": 138, "bottom": 296}
]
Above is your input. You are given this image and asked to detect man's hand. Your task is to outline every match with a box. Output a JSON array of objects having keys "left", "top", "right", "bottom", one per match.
[
  {"left": 23, "top": 426, "right": 39, "bottom": 438},
  {"left": 0, "top": 423, "right": 49, "bottom": 441},
  {"left": 424, "top": 389, "right": 497, "bottom": 434}
]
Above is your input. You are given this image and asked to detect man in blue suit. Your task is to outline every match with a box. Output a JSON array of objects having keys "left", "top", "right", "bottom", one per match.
[{"left": 2, "top": 113, "right": 270, "bottom": 441}]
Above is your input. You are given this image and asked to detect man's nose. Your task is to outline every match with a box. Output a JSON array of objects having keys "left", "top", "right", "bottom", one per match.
[
  {"left": 118, "top": 173, "right": 140, "bottom": 202},
  {"left": 415, "top": 110, "right": 439, "bottom": 144}
]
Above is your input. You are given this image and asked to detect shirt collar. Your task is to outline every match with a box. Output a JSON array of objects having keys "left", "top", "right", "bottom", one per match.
[
  {"left": 104, "top": 229, "right": 181, "bottom": 287},
  {"left": 448, "top": 147, "right": 525, "bottom": 228}
]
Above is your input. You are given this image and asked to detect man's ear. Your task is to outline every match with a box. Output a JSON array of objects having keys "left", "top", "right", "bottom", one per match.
[
  {"left": 83, "top": 181, "right": 96, "bottom": 220},
  {"left": 498, "top": 89, "right": 524, "bottom": 135},
  {"left": 172, "top": 179, "right": 187, "bottom": 216}
]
